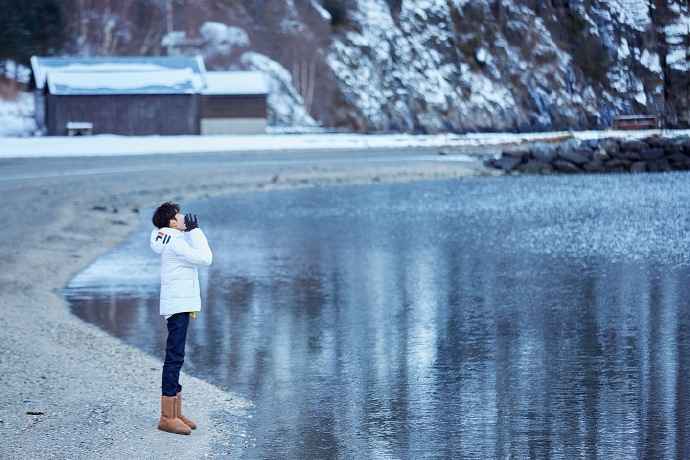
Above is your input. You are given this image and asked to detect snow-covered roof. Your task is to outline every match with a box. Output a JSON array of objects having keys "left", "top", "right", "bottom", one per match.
[
  {"left": 31, "top": 57, "right": 269, "bottom": 96},
  {"left": 31, "top": 56, "right": 206, "bottom": 91},
  {"left": 202, "top": 71, "right": 268, "bottom": 95},
  {"left": 47, "top": 69, "right": 201, "bottom": 95}
]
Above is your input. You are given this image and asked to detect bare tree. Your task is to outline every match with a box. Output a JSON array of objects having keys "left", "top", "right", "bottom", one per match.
[
  {"left": 165, "top": 0, "right": 173, "bottom": 35},
  {"left": 292, "top": 57, "right": 317, "bottom": 115}
]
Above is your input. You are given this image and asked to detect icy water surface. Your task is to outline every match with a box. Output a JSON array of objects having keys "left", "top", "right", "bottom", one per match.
[{"left": 64, "top": 173, "right": 690, "bottom": 458}]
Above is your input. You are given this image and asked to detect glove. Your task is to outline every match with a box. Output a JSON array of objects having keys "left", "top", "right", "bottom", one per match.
[{"left": 184, "top": 213, "right": 199, "bottom": 231}]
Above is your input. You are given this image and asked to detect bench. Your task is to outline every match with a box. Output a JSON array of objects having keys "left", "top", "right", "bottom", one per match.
[
  {"left": 66, "top": 121, "right": 93, "bottom": 136},
  {"left": 612, "top": 115, "right": 660, "bottom": 130}
]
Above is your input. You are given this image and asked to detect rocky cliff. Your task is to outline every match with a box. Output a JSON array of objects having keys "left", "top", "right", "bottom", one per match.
[{"left": 63, "top": 0, "right": 690, "bottom": 132}]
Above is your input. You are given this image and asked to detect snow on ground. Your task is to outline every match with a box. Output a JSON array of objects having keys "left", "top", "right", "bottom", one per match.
[
  {"left": 1, "top": 129, "right": 689, "bottom": 159},
  {"left": 0, "top": 93, "right": 36, "bottom": 137}
]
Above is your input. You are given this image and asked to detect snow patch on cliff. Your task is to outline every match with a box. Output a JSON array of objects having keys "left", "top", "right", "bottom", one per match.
[
  {"left": 240, "top": 52, "right": 317, "bottom": 127},
  {"left": 664, "top": 10, "right": 690, "bottom": 71},
  {"left": 607, "top": 0, "right": 652, "bottom": 31},
  {"left": 640, "top": 49, "right": 662, "bottom": 73},
  {"left": 200, "top": 22, "right": 250, "bottom": 57}
]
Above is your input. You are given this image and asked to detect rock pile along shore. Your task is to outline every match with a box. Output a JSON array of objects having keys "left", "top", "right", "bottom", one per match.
[{"left": 485, "top": 135, "right": 690, "bottom": 175}]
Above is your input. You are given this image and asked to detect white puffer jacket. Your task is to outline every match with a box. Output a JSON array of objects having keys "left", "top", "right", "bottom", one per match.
[{"left": 149, "top": 227, "right": 213, "bottom": 318}]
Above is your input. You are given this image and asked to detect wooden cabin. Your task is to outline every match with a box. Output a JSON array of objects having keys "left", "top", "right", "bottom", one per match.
[{"left": 30, "top": 56, "right": 269, "bottom": 136}]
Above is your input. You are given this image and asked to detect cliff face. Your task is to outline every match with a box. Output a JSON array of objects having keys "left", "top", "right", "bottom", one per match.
[{"left": 63, "top": 0, "right": 689, "bottom": 132}]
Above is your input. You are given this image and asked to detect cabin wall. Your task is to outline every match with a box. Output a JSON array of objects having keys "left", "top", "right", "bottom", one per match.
[
  {"left": 200, "top": 94, "right": 267, "bottom": 134},
  {"left": 46, "top": 94, "right": 200, "bottom": 135},
  {"left": 34, "top": 90, "right": 46, "bottom": 133}
]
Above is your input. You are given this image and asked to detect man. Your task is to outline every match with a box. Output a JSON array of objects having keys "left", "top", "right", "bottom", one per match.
[{"left": 149, "top": 201, "right": 213, "bottom": 435}]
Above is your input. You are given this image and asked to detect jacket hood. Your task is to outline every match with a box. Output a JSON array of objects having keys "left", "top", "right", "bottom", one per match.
[{"left": 150, "top": 227, "right": 182, "bottom": 254}]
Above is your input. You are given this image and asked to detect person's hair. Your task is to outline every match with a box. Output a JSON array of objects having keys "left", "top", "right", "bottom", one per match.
[{"left": 152, "top": 201, "right": 180, "bottom": 228}]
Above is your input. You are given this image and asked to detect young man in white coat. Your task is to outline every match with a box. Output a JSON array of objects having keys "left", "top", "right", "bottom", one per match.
[{"left": 149, "top": 201, "right": 213, "bottom": 435}]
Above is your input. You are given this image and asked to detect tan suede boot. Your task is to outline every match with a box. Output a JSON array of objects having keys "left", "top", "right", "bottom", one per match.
[
  {"left": 158, "top": 395, "right": 192, "bottom": 435},
  {"left": 176, "top": 391, "right": 197, "bottom": 430}
]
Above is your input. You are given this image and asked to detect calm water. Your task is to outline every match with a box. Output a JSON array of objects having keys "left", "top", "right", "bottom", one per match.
[{"left": 64, "top": 174, "right": 690, "bottom": 459}]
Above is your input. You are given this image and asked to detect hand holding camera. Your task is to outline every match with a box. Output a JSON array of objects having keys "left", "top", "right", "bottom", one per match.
[{"left": 184, "top": 213, "right": 199, "bottom": 231}]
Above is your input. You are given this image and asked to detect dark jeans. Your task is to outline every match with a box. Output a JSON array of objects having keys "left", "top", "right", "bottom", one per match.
[{"left": 162, "top": 312, "right": 190, "bottom": 397}]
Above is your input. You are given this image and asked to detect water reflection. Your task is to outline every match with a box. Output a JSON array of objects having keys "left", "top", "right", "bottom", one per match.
[{"left": 65, "top": 175, "right": 690, "bottom": 458}]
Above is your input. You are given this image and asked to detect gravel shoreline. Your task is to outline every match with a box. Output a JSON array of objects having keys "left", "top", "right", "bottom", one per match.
[{"left": 0, "top": 149, "right": 492, "bottom": 458}]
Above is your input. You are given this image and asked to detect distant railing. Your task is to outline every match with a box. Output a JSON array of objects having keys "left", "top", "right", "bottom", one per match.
[{"left": 612, "top": 115, "right": 661, "bottom": 130}]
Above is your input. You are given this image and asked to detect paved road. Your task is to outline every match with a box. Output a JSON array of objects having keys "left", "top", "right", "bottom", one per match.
[{"left": 0, "top": 147, "right": 488, "bottom": 183}]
